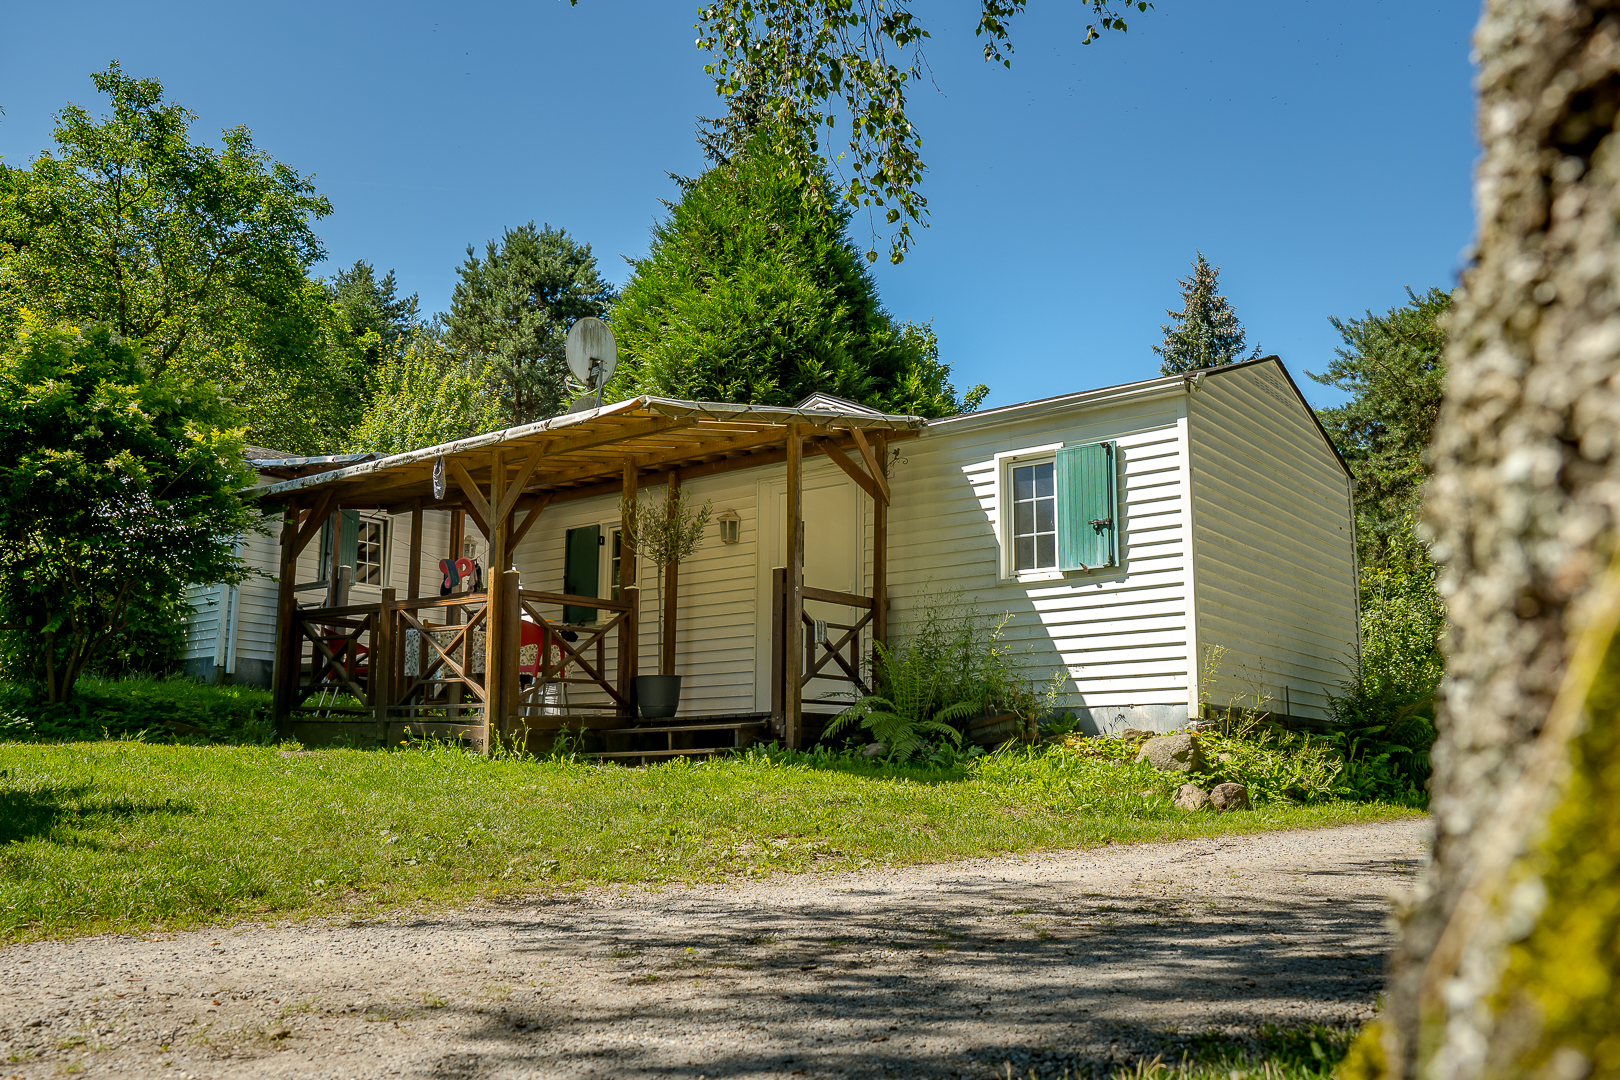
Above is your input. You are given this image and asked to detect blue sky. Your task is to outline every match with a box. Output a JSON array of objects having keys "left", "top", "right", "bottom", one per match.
[{"left": 0, "top": 0, "right": 1478, "bottom": 410}]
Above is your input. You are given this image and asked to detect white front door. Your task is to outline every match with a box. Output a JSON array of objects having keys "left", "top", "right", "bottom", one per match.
[{"left": 754, "top": 464, "right": 865, "bottom": 710}]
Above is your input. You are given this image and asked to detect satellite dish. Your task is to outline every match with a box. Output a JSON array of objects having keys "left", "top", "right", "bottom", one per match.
[{"left": 565, "top": 318, "right": 617, "bottom": 394}]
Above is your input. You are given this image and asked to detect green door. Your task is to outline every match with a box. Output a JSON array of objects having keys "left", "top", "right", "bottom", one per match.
[{"left": 563, "top": 525, "right": 601, "bottom": 623}]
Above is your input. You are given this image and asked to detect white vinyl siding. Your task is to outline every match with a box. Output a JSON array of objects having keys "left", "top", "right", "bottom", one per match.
[
  {"left": 891, "top": 393, "right": 1196, "bottom": 730},
  {"left": 512, "top": 468, "right": 771, "bottom": 716},
  {"left": 1186, "top": 361, "right": 1358, "bottom": 722}
]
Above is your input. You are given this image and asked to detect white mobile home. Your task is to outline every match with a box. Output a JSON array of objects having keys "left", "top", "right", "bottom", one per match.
[{"left": 216, "top": 356, "right": 1356, "bottom": 749}]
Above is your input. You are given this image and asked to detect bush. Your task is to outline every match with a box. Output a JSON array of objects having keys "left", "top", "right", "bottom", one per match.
[
  {"left": 0, "top": 676, "right": 273, "bottom": 744},
  {"left": 1328, "top": 514, "right": 1443, "bottom": 796},
  {"left": 823, "top": 588, "right": 1060, "bottom": 759}
]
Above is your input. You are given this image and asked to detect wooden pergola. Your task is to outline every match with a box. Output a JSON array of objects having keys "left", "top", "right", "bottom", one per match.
[{"left": 255, "top": 396, "right": 923, "bottom": 752}]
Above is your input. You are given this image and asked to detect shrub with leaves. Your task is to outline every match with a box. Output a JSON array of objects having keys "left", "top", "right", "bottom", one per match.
[
  {"left": 0, "top": 322, "right": 256, "bottom": 703},
  {"left": 347, "top": 330, "right": 506, "bottom": 455},
  {"left": 823, "top": 639, "right": 974, "bottom": 760},
  {"left": 1328, "top": 513, "right": 1442, "bottom": 794}
]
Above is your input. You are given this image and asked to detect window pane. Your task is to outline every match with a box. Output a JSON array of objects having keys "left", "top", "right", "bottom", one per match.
[
  {"left": 1035, "top": 497, "right": 1054, "bottom": 532},
  {"left": 1036, "top": 534, "right": 1056, "bottom": 569},
  {"left": 1034, "top": 462, "right": 1054, "bottom": 498},
  {"left": 1013, "top": 500, "right": 1033, "bottom": 535},
  {"left": 1013, "top": 465, "right": 1034, "bottom": 501},
  {"left": 1014, "top": 536, "right": 1034, "bottom": 571}
]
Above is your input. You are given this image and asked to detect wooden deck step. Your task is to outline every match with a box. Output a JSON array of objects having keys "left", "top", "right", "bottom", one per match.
[
  {"left": 585, "top": 747, "right": 732, "bottom": 760},
  {"left": 598, "top": 720, "right": 769, "bottom": 736}
]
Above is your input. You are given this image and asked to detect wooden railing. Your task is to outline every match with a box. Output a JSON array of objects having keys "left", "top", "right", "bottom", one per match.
[
  {"left": 770, "top": 568, "right": 873, "bottom": 716},
  {"left": 283, "top": 582, "right": 640, "bottom": 741},
  {"left": 513, "top": 589, "right": 637, "bottom": 718}
]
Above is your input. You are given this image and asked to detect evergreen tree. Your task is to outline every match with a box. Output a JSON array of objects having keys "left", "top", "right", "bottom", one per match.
[
  {"left": 1153, "top": 253, "right": 1260, "bottom": 374},
  {"left": 1309, "top": 286, "right": 1452, "bottom": 567},
  {"left": 327, "top": 260, "right": 420, "bottom": 365},
  {"left": 608, "top": 139, "right": 985, "bottom": 417},
  {"left": 445, "top": 223, "right": 616, "bottom": 426}
]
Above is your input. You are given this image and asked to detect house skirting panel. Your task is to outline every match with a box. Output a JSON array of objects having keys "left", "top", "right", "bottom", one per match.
[
  {"left": 1071, "top": 703, "right": 1192, "bottom": 736},
  {"left": 182, "top": 656, "right": 274, "bottom": 689}
]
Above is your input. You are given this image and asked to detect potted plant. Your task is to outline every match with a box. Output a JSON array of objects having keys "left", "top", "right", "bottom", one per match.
[{"left": 620, "top": 485, "right": 712, "bottom": 719}]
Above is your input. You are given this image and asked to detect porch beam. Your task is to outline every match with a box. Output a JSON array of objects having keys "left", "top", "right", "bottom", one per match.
[
  {"left": 849, "top": 426, "right": 890, "bottom": 505},
  {"left": 460, "top": 498, "right": 490, "bottom": 543},
  {"left": 485, "top": 449, "right": 508, "bottom": 753},
  {"left": 817, "top": 438, "right": 882, "bottom": 504},
  {"left": 618, "top": 459, "right": 640, "bottom": 717},
  {"left": 448, "top": 458, "right": 494, "bottom": 526},
  {"left": 507, "top": 494, "right": 552, "bottom": 553},
  {"left": 873, "top": 434, "right": 889, "bottom": 650},
  {"left": 271, "top": 503, "right": 301, "bottom": 733},
  {"left": 494, "top": 444, "right": 545, "bottom": 525},
  {"left": 292, "top": 488, "right": 338, "bottom": 558},
  {"left": 784, "top": 424, "right": 804, "bottom": 750},
  {"left": 407, "top": 498, "right": 423, "bottom": 600}
]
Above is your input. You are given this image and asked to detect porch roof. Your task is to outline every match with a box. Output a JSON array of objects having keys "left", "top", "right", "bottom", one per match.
[{"left": 254, "top": 395, "right": 925, "bottom": 513}]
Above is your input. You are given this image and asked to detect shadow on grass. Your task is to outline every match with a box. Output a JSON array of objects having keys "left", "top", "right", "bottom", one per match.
[{"left": 0, "top": 783, "right": 197, "bottom": 845}]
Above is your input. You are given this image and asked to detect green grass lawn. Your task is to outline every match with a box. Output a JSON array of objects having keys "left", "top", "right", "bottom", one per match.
[{"left": 0, "top": 739, "right": 1422, "bottom": 943}]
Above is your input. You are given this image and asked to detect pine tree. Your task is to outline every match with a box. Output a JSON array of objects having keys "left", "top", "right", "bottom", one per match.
[
  {"left": 608, "top": 137, "right": 985, "bottom": 417},
  {"left": 1152, "top": 253, "right": 1260, "bottom": 375},
  {"left": 445, "top": 223, "right": 616, "bottom": 425},
  {"left": 327, "top": 260, "right": 421, "bottom": 365}
]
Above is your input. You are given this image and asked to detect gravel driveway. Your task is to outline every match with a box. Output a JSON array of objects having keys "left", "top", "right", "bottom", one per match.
[{"left": 0, "top": 820, "right": 1425, "bottom": 1079}]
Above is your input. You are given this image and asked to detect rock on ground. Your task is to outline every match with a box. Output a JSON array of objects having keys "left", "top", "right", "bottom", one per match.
[
  {"left": 0, "top": 821, "right": 1425, "bottom": 1080},
  {"left": 1135, "top": 733, "right": 1207, "bottom": 773},
  {"left": 1173, "top": 783, "right": 1210, "bottom": 811},
  {"left": 1211, "top": 783, "right": 1252, "bottom": 812}
]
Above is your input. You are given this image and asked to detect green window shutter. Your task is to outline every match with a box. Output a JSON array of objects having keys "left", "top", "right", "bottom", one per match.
[
  {"left": 1055, "top": 442, "right": 1117, "bottom": 571},
  {"left": 339, "top": 510, "right": 360, "bottom": 572},
  {"left": 319, "top": 516, "right": 332, "bottom": 579},
  {"left": 563, "top": 525, "right": 601, "bottom": 623}
]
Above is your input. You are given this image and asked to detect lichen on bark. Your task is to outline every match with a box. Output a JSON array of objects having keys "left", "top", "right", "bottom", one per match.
[{"left": 1383, "top": 0, "right": 1620, "bottom": 1076}]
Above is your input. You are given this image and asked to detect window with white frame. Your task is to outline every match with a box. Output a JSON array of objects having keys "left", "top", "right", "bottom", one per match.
[
  {"left": 355, "top": 519, "right": 386, "bottom": 585},
  {"left": 1011, "top": 460, "right": 1058, "bottom": 572},
  {"left": 998, "top": 442, "right": 1119, "bottom": 577}
]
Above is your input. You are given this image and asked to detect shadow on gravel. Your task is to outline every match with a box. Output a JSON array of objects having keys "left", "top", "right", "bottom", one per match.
[{"left": 403, "top": 853, "right": 1410, "bottom": 1078}]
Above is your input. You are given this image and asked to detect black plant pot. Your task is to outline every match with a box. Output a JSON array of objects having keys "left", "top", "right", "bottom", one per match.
[{"left": 635, "top": 674, "right": 682, "bottom": 720}]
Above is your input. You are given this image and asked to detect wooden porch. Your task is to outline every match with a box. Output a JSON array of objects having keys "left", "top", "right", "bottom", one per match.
[{"left": 258, "top": 397, "right": 923, "bottom": 754}]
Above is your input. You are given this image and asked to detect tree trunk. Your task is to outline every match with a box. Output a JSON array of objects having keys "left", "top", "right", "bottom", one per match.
[{"left": 1382, "top": 2, "right": 1620, "bottom": 1076}]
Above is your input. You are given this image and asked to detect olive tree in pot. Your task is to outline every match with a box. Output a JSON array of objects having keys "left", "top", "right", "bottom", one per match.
[{"left": 620, "top": 485, "right": 712, "bottom": 719}]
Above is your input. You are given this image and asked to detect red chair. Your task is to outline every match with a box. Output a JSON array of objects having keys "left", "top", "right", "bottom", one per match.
[{"left": 320, "top": 629, "right": 369, "bottom": 689}]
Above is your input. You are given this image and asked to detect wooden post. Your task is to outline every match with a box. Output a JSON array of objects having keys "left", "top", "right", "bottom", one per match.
[
  {"left": 272, "top": 502, "right": 301, "bottom": 734},
  {"left": 498, "top": 569, "right": 521, "bottom": 753},
  {"left": 484, "top": 451, "right": 506, "bottom": 753},
  {"left": 407, "top": 498, "right": 423, "bottom": 600},
  {"left": 872, "top": 434, "right": 889, "bottom": 652},
  {"left": 324, "top": 505, "right": 344, "bottom": 608},
  {"left": 785, "top": 424, "right": 804, "bottom": 749},
  {"left": 661, "top": 472, "right": 680, "bottom": 676},
  {"left": 770, "top": 566, "right": 786, "bottom": 724},
  {"left": 374, "top": 588, "right": 395, "bottom": 746},
  {"left": 618, "top": 460, "right": 639, "bottom": 716}
]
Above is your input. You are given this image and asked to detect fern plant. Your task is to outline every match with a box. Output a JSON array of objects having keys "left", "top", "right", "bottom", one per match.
[{"left": 825, "top": 640, "right": 973, "bottom": 761}]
